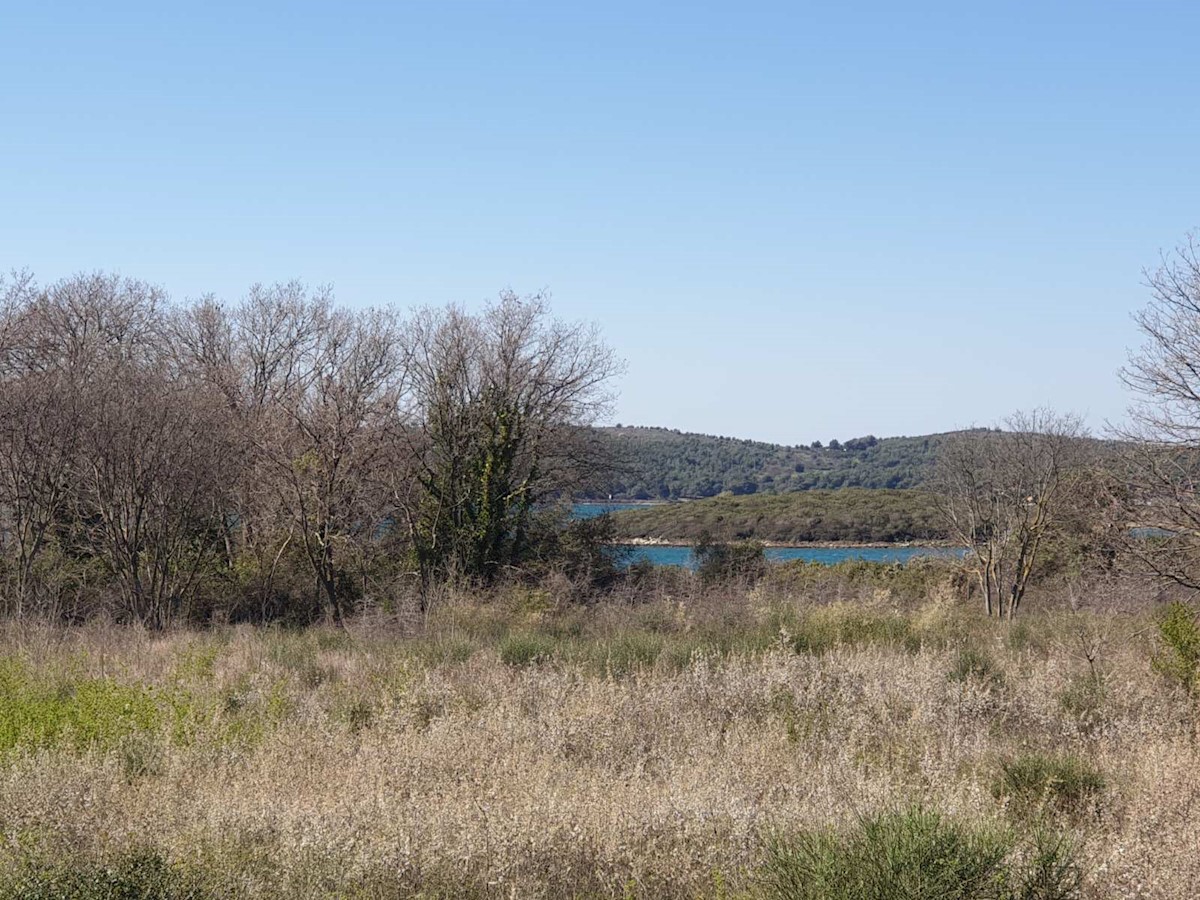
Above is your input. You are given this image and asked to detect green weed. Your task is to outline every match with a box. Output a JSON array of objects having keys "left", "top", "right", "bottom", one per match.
[{"left": 760, "top": 806, "right": 1080, "bottom": 900}]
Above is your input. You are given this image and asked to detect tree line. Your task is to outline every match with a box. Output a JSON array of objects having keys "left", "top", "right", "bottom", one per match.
[{"left": 0, "top": 273, "right": 621, "bottom": 625}]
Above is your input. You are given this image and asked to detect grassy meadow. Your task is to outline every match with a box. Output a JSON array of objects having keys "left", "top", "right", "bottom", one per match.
[{"left": 0, "top": 563, "right": 1197, "bottom": 898}]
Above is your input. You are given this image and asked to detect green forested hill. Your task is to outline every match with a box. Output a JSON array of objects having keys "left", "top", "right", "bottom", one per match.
[
  {"left": 608, "top": 489, "right": 947, "bottom": 544},
  {"left": 596, "top": 426, "right": 953, "bottom": 500}
]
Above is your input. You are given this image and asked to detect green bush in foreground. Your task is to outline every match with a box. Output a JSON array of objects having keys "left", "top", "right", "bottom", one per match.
[
  {"left": 760, "top": 807, "right": 1081, "bottom": 900},
  {"left": 6, "top": 851, "right": 206, "bottom": 900}
]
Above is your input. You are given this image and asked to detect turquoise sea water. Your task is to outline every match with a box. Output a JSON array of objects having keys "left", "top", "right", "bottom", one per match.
[
  {"left": 615, "top": 544, "right": 964, "bottom": 568},
  {"left": 572, "top": 502, "right": 662, "bottom": 519},
  {"left": 571, "top": 503, "right": 961, "bottom": 568}
]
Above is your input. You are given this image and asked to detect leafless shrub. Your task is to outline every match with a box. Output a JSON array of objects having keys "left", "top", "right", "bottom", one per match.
[{"left": 932, "top": 410, "right": 1091, "bottom": 618}]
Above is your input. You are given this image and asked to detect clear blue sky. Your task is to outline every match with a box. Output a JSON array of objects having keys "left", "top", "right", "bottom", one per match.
[{"left": 3, "top": 2, "right": 1198, "bottom": 445}]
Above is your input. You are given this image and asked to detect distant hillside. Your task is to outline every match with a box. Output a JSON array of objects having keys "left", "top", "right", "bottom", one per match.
[
  {"left": 609, "top": 489, "right": 947, "bottom": 544},
  {"left": 595, "top": 426, "right": 952, "bottom": 500}
]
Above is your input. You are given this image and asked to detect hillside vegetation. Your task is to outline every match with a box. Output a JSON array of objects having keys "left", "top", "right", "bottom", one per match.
[
  {"left": 597, "top": 426, "right": 950, "bottom": 499},
  {"left": 610, "top": 488, "right": 947, "bottom": 544}
]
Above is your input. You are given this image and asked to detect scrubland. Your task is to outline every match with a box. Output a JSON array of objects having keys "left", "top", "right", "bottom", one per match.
[{"left": 0, "top": 562, "right": 1196, "bottom": 899}]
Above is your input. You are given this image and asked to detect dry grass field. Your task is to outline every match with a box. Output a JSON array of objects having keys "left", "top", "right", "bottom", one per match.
[{"left": 0, "top": 564, "right": 1196, "bottom": 898}]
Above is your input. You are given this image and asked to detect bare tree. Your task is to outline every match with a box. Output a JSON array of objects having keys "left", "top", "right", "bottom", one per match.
[
  {"left": 0, "top": 273, "right": 79, "bottom": 615},
  {"left": 1118, "top": 233, "right": 1200, "bottom": 586},
  {"left": 275, "top": 304, "right": 406, "bottom": 622},
  {"left": 0, "top": 273, "right": 232, "bottom": 625},
  {"left": 933, "top": 410, "right": 1089, "bottom": 618},
  {"left": 174, "top": 284, "right": 327, "bottom": 618},
  {"left": 0, "top": 273, "right": 179, "bottom": 619},
  {"left": 179, "top": 284, "right": 407, "bottom": 622},
  {"left": 75, "top": 361, "right": 228, "bottom": 626},
  {"left": 399, "top": 292, "right": 622, "bottom": 588},
  {"left": 0, "top": 368, "right": 80, "bottom": 615}
]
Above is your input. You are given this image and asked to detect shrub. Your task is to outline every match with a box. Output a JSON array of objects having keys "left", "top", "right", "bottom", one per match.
[
  {"left": 410, "top": 634, "right": 477, "bottom": 667},
  {"left": 1017, "top": 828, "right": 1084, "bottom": 900},
  {"left": 760, "top": 806, "right": 1081, "bottom": 900},
  {"left": 1153, "top": 600, "right": 1200, "bottom": 695},
  {"left": 551, "top": 513, "right": 625, "bottom": 592},
  {"left": 693, "top": 533, "right": 767, "bottom": 584},
  {"left": 498, "top": 633, "right": 557, "bottom": 667},
  {"left": 343, "top": 699, "right": 374, "bottom": 734},
  {"left": 948, "top": 648, "right": 1005, "bottom": 689},
  {"left": 600, "top": 632, "right": 663, "bottom": 677},
  {"left": 991, "top": 753, "right": 1105, "bottom": 818},
  {"left": 118, "top": 732, "right": 166, "bottom": 781}
]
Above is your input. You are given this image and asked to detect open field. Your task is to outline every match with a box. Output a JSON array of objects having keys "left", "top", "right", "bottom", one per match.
[{"left": 0, "top": 565, "right": 1197, "bottom": 898}]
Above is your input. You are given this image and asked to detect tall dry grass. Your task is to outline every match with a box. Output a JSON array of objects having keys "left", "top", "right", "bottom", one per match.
[{"left": 0, "top": 569, "right": 1196, "bottom": 898}]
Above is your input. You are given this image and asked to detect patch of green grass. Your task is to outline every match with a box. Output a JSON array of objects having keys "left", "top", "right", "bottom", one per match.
[
  {"left": 164, "top": 674, "right": 292, "bottom": 753},
  {"left": 171, "top": 643, "right": 221, "bottom": 683},
  {"left": 498, "top": 632, "right": 558, "bottom": 667},
  {"left": 263, "top": 631, "right": 342, "bottom": 689},
  {"left": 760, "top": 807, "right": 1081, "bottom": 900},
  {"left": 991, "top": 753, "right": 1106, "bottom": 818},
  {"left": 0, "top": 658, "right": 160, "bottom": 754},
  {"left": 407, "top": 634, "right": 478, "bottom": 667},
  {"left": 598, "top": 632, "right": 663, "bottom": 677},
  {"left": 1005, "top": 621, "right": 1033, "bottom": 652},
  {"left": 787, "top": 607, "right": 915, "bottom": 655},
  {"left": 5, "top": 850, "right": 207, "bottom": 900}
]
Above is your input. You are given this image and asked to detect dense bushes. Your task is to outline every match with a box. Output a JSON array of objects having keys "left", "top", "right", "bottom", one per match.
[{"left": 693, "top": 534, "right": 767, "bottom": 584}]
